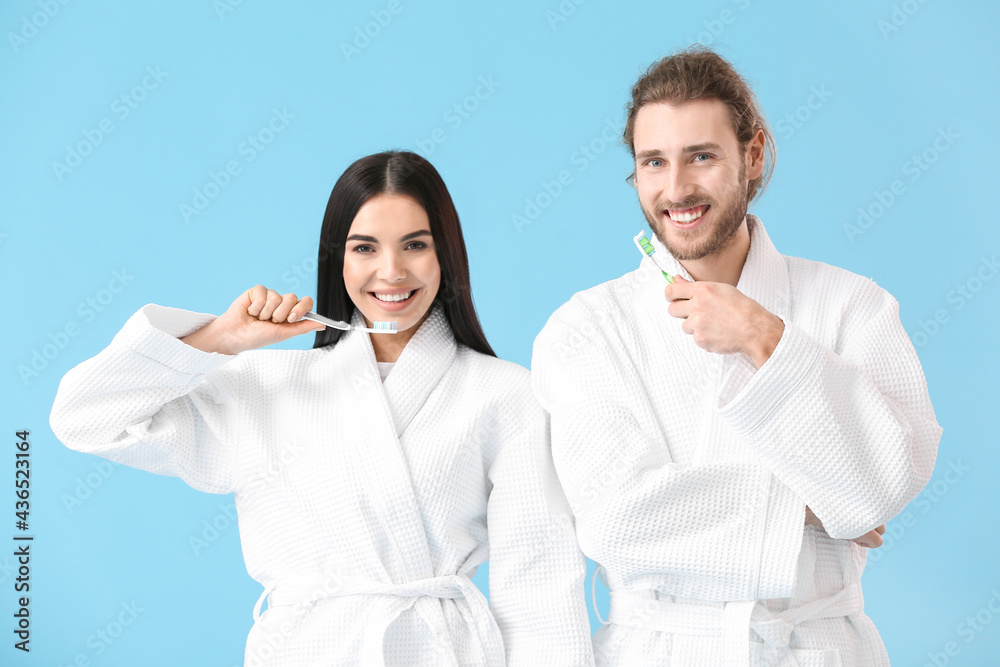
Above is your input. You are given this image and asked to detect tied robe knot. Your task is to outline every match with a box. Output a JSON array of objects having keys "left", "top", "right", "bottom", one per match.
[{"left": 254, "top": 572, "right": 505, "bottom": 667}]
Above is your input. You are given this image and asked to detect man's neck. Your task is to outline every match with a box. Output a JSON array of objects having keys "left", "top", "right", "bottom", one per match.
[{"left": 678, "top": 217, "right": 751, "bottom": 286}]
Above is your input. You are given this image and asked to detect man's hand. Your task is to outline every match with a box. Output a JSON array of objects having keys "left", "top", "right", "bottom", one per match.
[
  {"left": 664, "top": 276, "right": 784, "bottom": 368},
  {"left": 805, "top": 506, "right": 886, "bottom": 548}
]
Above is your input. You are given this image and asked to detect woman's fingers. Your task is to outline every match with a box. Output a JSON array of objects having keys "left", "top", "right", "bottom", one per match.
[
  {"left": 287, "top": 295, "right": 314, "bottom": 324},
  {"left": 246, "top": 285, "right": 269, "bottom": 318},
  {"left": 271, "top": 293, "right": 299, "bottom": 323},
  {"left": 257, "top": 289, "right": 283, "bottom": 321}
]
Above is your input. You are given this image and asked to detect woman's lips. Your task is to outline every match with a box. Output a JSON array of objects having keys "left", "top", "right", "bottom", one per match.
[{"left": 368, "top": 288, "right": 419, "bottom": 312}]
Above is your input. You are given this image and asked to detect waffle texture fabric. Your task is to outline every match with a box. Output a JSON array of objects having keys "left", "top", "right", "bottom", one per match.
[
  {"left": 51, "top": 305, "right": 594, "bottom": 666},
  {"left": 532, "top": 216, "right": 941, "bottom": 666}
]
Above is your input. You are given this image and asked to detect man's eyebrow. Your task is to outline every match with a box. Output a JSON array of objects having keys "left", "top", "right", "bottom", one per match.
[
  {"left": 635, "top": 142, "right": 724, "bottom": 160},
  {"left": 683, "top": 142, "right": 723, "bottom": 153}
]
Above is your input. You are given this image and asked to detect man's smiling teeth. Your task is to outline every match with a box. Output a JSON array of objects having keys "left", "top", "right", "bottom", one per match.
[
  {"left": 373, "top": 291, "right": 414, "bottom": 302},
  {"left": 667, "top": 205, "right": 708, "bottom": 223}
]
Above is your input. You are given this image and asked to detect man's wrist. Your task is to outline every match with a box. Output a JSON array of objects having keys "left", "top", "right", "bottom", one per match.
[{"left": 747, "top": 312, "right": 784, "bottom": 369}]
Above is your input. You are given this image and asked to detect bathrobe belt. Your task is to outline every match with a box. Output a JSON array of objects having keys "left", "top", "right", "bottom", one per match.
[
  {"left": 607, "top": 582, "right": 862, "bottom": 666},
  {"left": 253, "top": 573, "right": 505, "bottom": 666}
]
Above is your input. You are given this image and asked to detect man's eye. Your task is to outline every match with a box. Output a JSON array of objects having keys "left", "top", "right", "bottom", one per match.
[
  {"left": 647, "top": 159, "right": 663, "bottom": 168},
  {"left": 694, "top": 154, "right": 712, "bottom": 162}
]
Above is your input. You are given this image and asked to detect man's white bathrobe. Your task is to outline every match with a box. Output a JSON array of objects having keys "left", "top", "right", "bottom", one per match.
[
  {"left": 51, "top": 305, "right": 594, "bottom": 666},
  {"left": 532, "top": 216, "right": 941, "bottom": 666}
]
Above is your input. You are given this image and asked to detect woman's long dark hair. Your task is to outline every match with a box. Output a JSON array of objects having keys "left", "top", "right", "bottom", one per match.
[{"left": 312, "top": 150, "right": 495, "bottom": 357}]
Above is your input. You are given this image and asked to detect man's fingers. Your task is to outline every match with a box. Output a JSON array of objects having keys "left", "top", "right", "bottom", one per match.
[
  {"left": 667, "top": 299, "right": 691, "bottom": 319},
  {"left": 664, "top": 281, "right": 696, "bottom": 302},
  {"left": 852, "top": 529, "right": 884, "bottom": 549}
]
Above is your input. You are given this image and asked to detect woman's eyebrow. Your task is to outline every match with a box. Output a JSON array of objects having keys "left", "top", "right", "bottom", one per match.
[
  {"left": 346, "top": 234, "right": 378, "bottom": 242},
  {"left": 400, "top": 230, "right": 432, "bottom": 242}
]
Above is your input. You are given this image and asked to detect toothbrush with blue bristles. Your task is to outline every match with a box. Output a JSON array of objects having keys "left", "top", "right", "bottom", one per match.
[
  {"left": 633, "top": 231, "right": 676, "bottom": 284},
  {"left": 301, "top": 311, "right": 397, "bottom": 334}
]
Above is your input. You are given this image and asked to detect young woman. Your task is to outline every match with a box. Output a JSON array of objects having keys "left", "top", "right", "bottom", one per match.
[{"left": 51, "top": 151, "right": 594, "bottom": 666}]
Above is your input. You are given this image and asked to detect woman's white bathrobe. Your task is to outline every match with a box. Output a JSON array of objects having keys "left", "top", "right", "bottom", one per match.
[
  {"left": 50, "top": 305, "right": 594, "bottom": 666},
  {"left": 532, "top": 217, "right": 941, "bottom": 666}
]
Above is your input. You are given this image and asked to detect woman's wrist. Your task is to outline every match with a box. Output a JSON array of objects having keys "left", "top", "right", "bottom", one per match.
[{"left": 181, "top": 319, "right": 238, "bottom": 355}]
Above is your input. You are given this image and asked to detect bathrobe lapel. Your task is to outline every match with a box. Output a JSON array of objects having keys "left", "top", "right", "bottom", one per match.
[
  {"left": 336, "top": 306, "right": 456, "bottom": 583},
  {"left": 638, "top": 216, "right": 792, "bottom": 465}
]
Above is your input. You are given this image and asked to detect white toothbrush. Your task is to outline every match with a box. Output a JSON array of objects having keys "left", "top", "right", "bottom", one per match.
[{"left": 301, "top": 311, "right": 398, "bottom": 334}]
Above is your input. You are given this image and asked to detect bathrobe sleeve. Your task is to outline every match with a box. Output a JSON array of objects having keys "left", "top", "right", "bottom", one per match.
[
  {"left": 716, "top": 276, "right": 942, "bottom": 540},
  {"left": 486, "top": 374, "right": 595, "bottom": 666},
  {"left": 532, "top": 299, "right": 806, "bottom": 601},
  {"left": 50, "top": 304, "right": 243, "bottom": 494}
]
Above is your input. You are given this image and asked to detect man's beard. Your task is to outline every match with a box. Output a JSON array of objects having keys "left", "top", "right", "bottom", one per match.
[{"left": 641, "top": 165, "right": 748, "bottom": 261}]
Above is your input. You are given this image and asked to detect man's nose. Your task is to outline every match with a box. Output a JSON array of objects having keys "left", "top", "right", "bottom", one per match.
[{"left": 663, "top": 165, "right": 697, "bottom": 205}]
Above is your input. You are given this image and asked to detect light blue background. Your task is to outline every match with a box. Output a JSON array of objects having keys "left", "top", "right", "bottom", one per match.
[{"left": 3, "top": 1, "right": 998, "bottom": 665}]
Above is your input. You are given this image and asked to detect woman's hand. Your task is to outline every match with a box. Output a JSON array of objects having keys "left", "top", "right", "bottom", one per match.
[{"left": 181, "top": 286, "right": 325, "bottom": 355}]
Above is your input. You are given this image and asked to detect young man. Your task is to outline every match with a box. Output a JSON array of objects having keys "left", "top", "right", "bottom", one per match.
[{"left": 532, "top": 47, "right": 941, "bottom": 666}]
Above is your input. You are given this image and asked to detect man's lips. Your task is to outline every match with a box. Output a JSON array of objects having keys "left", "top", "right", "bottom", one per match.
[{"left": 665, "top": 204, "right": 710, "bottom": 224}]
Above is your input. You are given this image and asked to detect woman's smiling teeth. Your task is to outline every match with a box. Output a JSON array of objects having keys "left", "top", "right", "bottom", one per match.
[
  {"left": 667, "top": 205, "right": 709, "bottom": 223},
  {"left": 372, "top": 290, "right": 415, "bottom": 302}
]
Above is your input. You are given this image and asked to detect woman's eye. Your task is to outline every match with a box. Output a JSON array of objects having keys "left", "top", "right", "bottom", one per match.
[
  {"left": 406, "top": 241, "right": 428, "bottom": 250},
  {"left": 352, "top": 244, "right": 374, "bottom": 254}
]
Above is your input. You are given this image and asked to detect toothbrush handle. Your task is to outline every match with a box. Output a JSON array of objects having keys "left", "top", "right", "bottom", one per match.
[{"left": 301, "top": 311, "right": 350, "bottom": 331}]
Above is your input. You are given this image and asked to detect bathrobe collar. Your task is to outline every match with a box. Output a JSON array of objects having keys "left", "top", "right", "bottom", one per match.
[
  {"left": 644, "top": 214, "right": 790, "bottom": 319},
  {"left": 344, "top": 305, "right": 457, "bottom": 438}
]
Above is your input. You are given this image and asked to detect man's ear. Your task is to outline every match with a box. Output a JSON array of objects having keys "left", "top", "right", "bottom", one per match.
[{"left": 745, "top": 128, "right": 766, "bottom": 181}]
